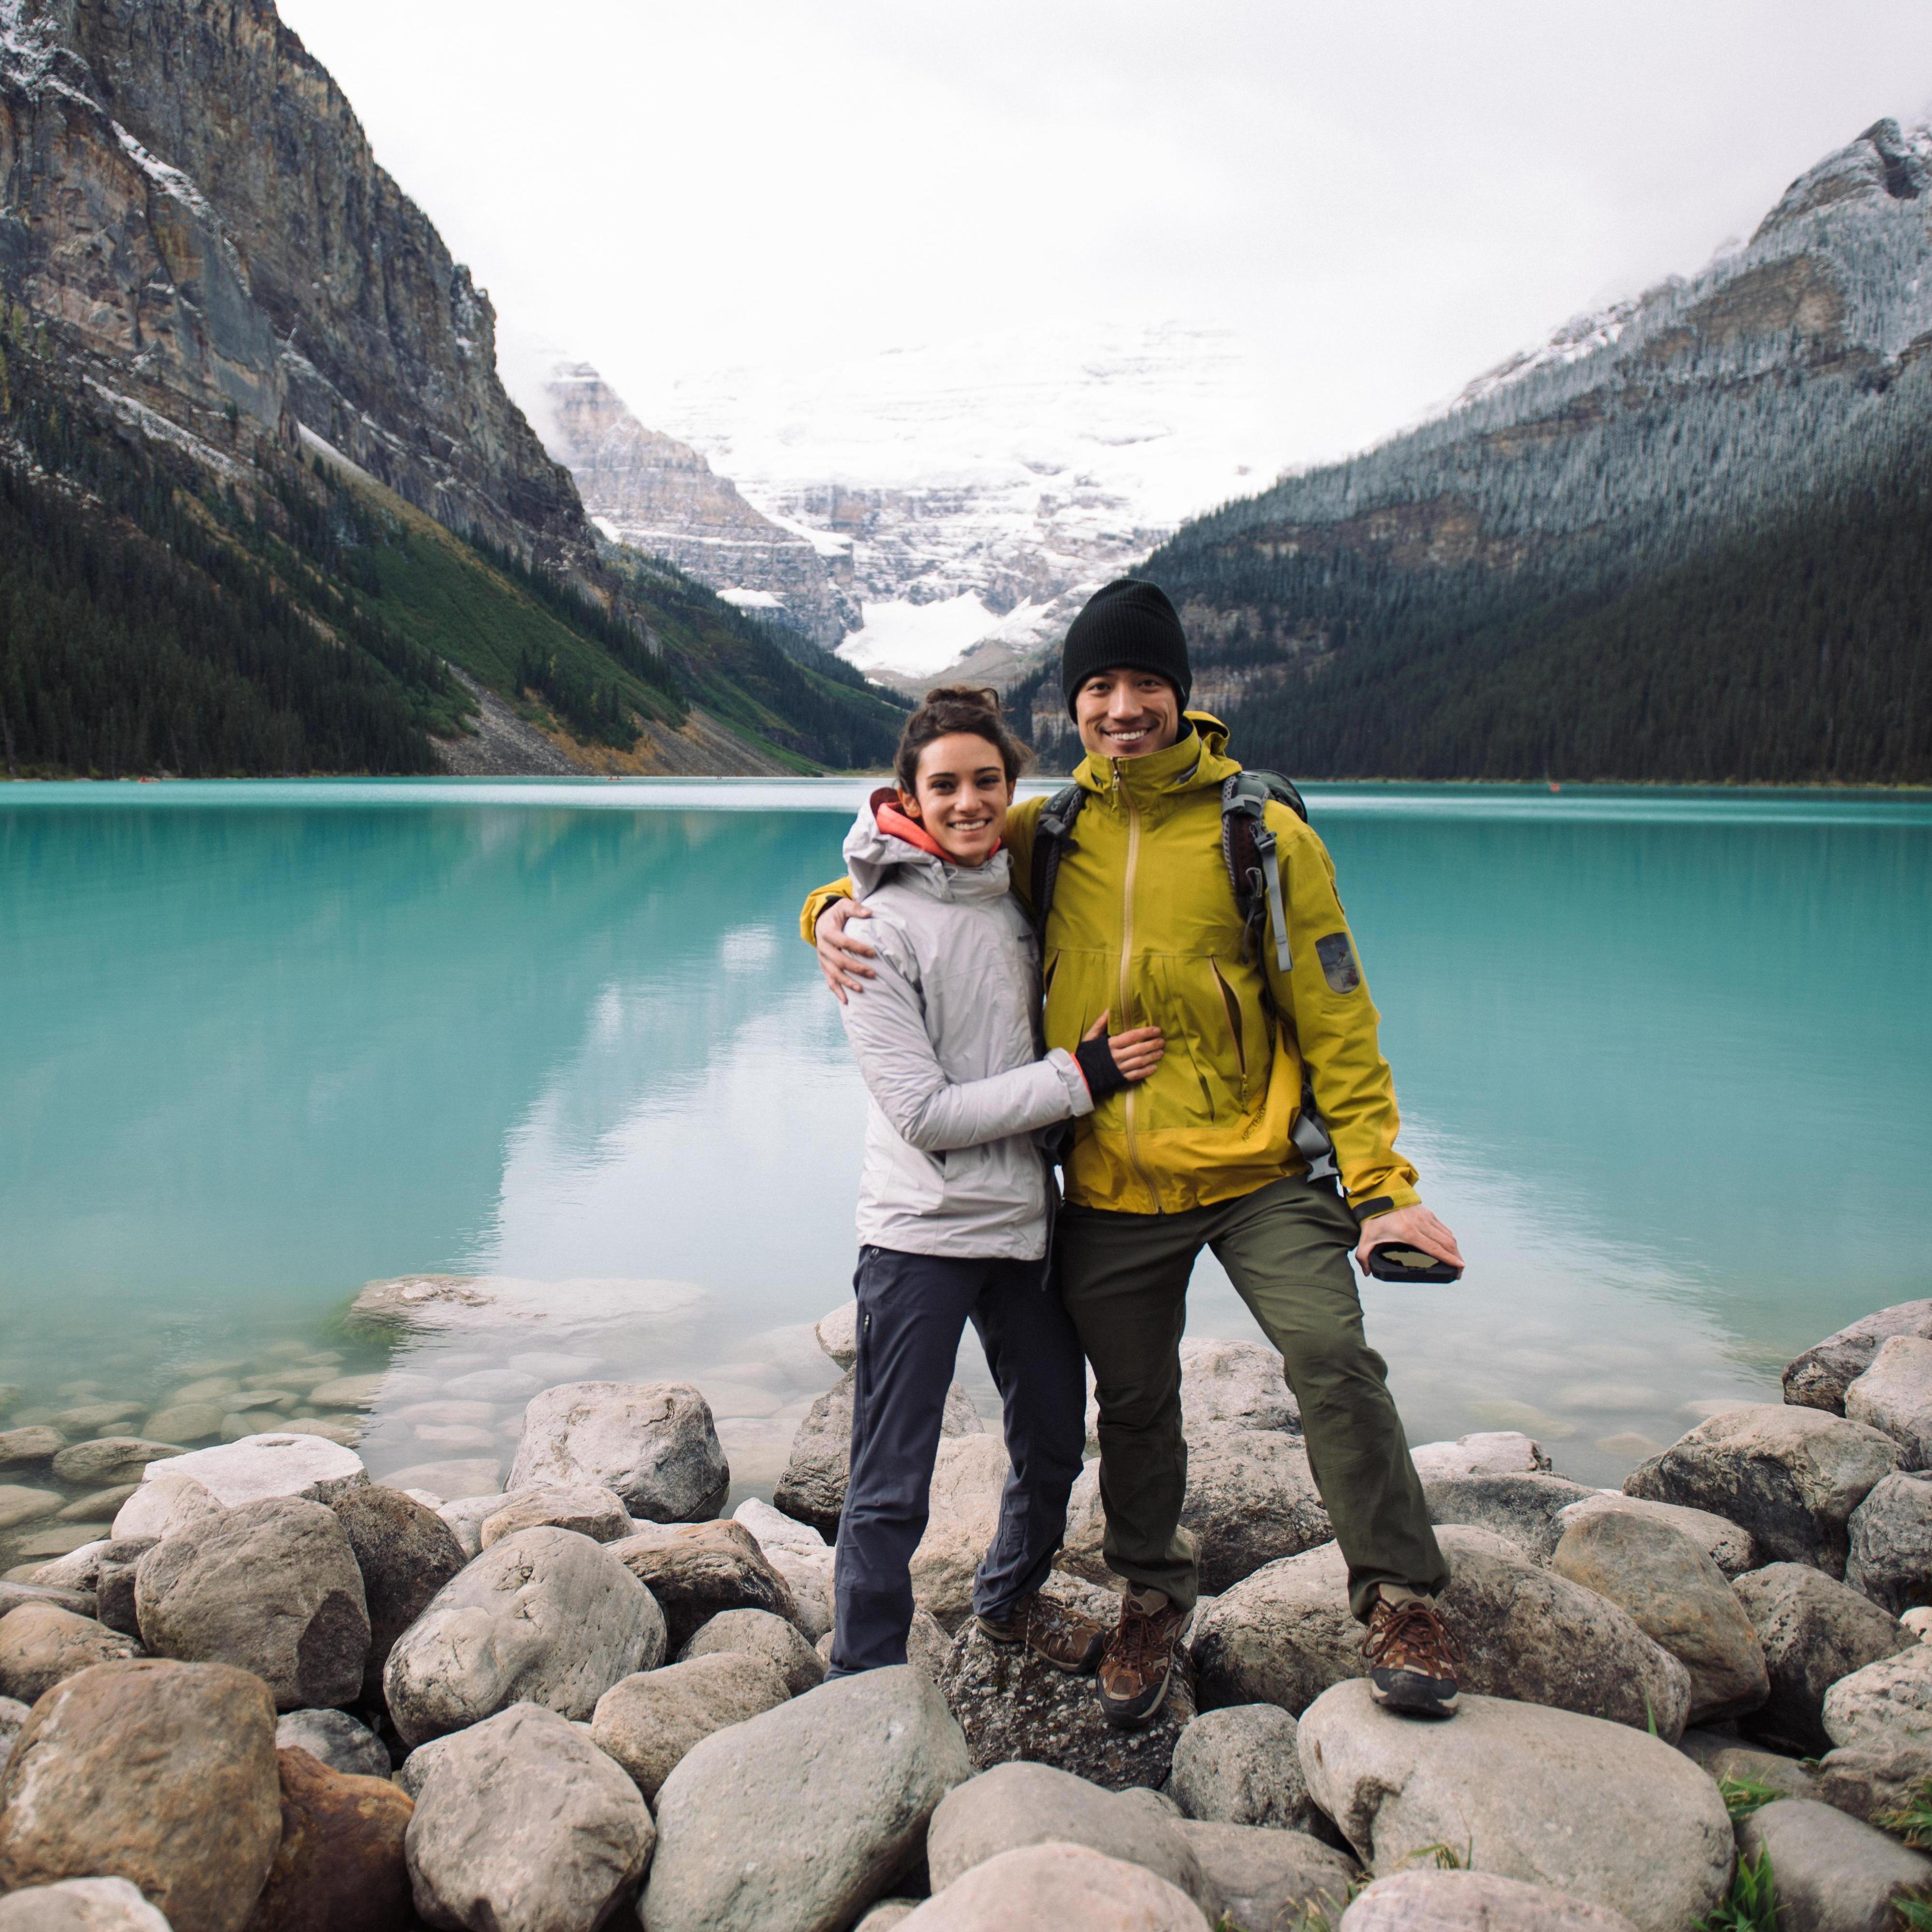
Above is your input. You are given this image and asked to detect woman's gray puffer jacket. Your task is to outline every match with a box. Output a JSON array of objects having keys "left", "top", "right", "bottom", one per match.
[{"left": 838, "top": 797, "right": 1092, "bottom": 1259}]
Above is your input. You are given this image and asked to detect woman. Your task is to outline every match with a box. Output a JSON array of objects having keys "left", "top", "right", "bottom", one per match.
[{"left": 829, "top": 685, "right": 1163, "bottom": 1676}]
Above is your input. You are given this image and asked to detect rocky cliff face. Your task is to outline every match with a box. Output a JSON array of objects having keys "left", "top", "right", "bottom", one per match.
[
  {"left": 0, "top": 0, "right": 589, "bottom": 569},
  {"left": 524, "top": 357, "right": 858, "bottom": 649}
]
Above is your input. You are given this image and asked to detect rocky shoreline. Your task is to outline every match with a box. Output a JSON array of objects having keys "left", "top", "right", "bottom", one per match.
[{"left": 2, "top": 1299, "right": 1932, "bottom": 1929}]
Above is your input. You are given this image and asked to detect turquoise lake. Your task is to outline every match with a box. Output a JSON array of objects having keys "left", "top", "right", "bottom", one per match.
[{"left": 3, "top": 779, "right": 1929, "bottom": 1548}]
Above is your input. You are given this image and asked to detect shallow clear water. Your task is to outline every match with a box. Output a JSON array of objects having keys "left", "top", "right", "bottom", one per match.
[{"left": 3, "top": 778, "right": 1929, "bottom": 1554}]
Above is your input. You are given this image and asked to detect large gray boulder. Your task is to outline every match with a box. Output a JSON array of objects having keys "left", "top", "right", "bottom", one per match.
[
  {"left": 134, "top": 1496, "right": 370, "bottom": 1710},
  {"left": 730, "top": 1499, "right": 834, "bottom": 1643},
  {"left": 1178, "top": 1821, "right": 1357, "bottom": 1928},
  {"left": 678, "top": 1605, "right": 826, "bottom": 1696},
  {"left": 606, "top": 1520, "right": 798, "bottom": 1650},
  {"left": 1785, "top": 1299, "right": 1932, "bottom": 1414},
  {"left": 1625, "top": 1404, "right": 1899, "bottom": 1575},
  {"left": 113, "top": 1432, "right": 368, "bottom": 1542},
  {"left": 909, "top": 1436, "right": 1016, "bottom": 1631},
  {"left": 1421, "top": 1472, "right": 1598, "bottom": 1562},
  {"left": 405, "top": 1701, "right": 654, "bottom": 1932},
  {"left": 1062, "top": 1427, "right": 1331, "bottom": 1596},
  {"left": 0, "top": 1878, "right": 173, "bottom": 1931},
  {"left": 1740, "top": 1798, "right": 1932, "bottom": 1932},
  {"left": 1433, "top": 1527, "right": 1692, "bottom": 1740},
  {"left": 1339, "top": 1870, "right": 1642, "bottom": 1932},
  {"left": 589, "top": 1653, "right": 790, "bottom": 1800},
  {"left": 1847, "top": 1470, "right": 1932, "bottom": 1615},
  {"left": 1297, "top": 1680, "right": 1732, "bottom": 1932},
  {"left": 898, "top": 1843, "right": 1209, "bottom": 1932},
  {"left": 1191, "top": 1540, "right": 1363, "bottom": 1717},
  {"left": 1553, "top": 1490, "right": 1757, "bottom": 1579},
  {"left": 1732, "top": 1561, "right": 1912, "bottom": 1755},
  {"left": 1175, "top": 1338, "right": 1301, "bottom": 1432},
  {"left": 936, "top": 1609, "right": 1194, "bottom": 1789},
  {"left": 815, "top": 1300, "right": 859, "bottom": 1369},
  {"left": 327, "top": 1483, "right": 466, "bottom": 1704},
  {"left": 1409, "top": 1431, "right": 1551, "bottom": 1481},
  {"left": 383, "top": 1524, "right": 664, "bottom": 1746},
  {"left": 642, "top": 1666, "right": 973, "bottom": 1932},
  {"left": 1165, "top": 1703, "right": 1319, "bottom": 1832},
  {"left": 479, "top": 1484, "right": 631, "bottom": 1549},
  {"left": 0, "top": 1606, "right": 140, "bottom": 1706},
  {"left": 1823, "top": 1641, "right": 1932, "bottom": 1762},
  {"left": 1846, "top": 1335, "right": 1932, "bottom": 1471},
  {"left": 508, "top": 1382, "right": 729, "bottom": 1522},
  {"left": 1548, "top": 1509, "right": 1768, "bottom": 1723},
  {"left": 0, "top": 1659, "right": 281, "bottom": 1932},
  {"left": 774, "top": 1369, "right": 980, "bottom": 1538},
  {"left": 276, "top": 1705, "right": 391, "bottom": 1779},
  {"left": 925, "top": 1760, "right": 1213, "bottom": 1914}
]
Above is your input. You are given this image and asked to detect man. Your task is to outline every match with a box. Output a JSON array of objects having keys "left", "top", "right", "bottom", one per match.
[{"left": 807, "top": 578, "right": 1465, "bottom": 1723}]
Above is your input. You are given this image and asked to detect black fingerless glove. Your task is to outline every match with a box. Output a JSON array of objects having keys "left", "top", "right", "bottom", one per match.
[{"left": 1075, "top": 1036, "right": 1131, "bottom": 1103}]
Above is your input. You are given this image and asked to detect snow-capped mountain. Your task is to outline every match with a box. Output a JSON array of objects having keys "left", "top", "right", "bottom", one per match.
[
  {"left": 628, "top": 322, "right": 1291, "bottom": 689},
  {"left": 511, "top": 351, "right": 858, "bottom": 650}
]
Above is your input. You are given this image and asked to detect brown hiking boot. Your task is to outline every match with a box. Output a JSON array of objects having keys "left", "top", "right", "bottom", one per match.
[
  {"left": 1362, "top": 1594, "right": 1461, "bottom": 1718},
  {"left": 977, "top": 1591, "right": 1107, "bottom": 1674},
  {"left": 1095, "top": 1591, "right": 1189, "bottom": 1728}
]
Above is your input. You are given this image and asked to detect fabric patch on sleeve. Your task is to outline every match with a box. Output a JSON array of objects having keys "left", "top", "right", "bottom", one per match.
[{"left": 1315, "top": 931, "right": 1360, "bottom": 993}]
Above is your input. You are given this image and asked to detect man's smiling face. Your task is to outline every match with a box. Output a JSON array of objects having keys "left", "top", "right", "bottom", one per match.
[{"left": 1073, "top": 667, "right": 1183, "bottom": 762}]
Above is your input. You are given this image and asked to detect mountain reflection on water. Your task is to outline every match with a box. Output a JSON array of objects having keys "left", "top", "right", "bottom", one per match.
[{"left": 2, "top": 779, "right": 1928, "bottom": 1501}]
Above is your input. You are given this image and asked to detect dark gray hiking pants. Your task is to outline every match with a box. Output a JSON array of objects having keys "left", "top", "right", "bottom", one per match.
[{"left": 829, "top": 1244, "right": 1087, "bottom": 1675}]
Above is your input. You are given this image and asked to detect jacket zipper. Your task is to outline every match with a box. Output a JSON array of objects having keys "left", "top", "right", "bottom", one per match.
[{"left": 1115, "top": 761, "right": 1163, "bottom": 1212}]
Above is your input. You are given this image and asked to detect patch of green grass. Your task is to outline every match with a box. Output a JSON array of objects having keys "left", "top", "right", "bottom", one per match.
[
  {"left": 1878, "top": 1774, "right": 1932, "bottom": 1849},
  {"left": 1717, "top": 1774, "right": 1782, "bottom": 1823},
  {"left": 1693, "top": 1850, "right": 1777, "bottom": 1932},
  {"left": 1894, "top": 1888, "right": 1932, "bottom": 1931}
]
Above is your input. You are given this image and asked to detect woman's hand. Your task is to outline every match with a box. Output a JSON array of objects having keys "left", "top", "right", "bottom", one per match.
[{"left": 1081, "top": 1011, "right": 1164, "bottom": 1083}]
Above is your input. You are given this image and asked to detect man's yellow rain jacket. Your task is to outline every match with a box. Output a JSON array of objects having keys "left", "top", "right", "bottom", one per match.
[{"left": 801, "top": 715, "right": 1420, "bottom": 1220}]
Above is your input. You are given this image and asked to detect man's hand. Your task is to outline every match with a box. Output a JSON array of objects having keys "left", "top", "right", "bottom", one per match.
[
  {"left": 1355, "top": 1202, "right": 1464, "bottom": 1275},
  {"left": 816, "top": 899, "right": 878, "bottom": 1003}
]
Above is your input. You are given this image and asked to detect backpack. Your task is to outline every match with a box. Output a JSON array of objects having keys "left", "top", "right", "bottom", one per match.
[{"left": 1027, "top": 767, "right": 1337, "bottom": 1180}]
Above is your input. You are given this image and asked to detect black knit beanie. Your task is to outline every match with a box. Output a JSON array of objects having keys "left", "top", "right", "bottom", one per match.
[{"left": 1060, "top": 579, "right": 1192, "bottom": 718}]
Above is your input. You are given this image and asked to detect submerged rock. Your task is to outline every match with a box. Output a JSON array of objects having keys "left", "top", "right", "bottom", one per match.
[
  {"left": 0, "top": 1658, "right": 282, "bottom": 1932},
  {"left": 508, "top": 1381, "right": 729, "bottom": 1522},
  {"left": 134, "top": 1496, "right": 370, "bottom": 1711},
  {"left": 1297, "top": 1680, "right": 1732, "bottom": 1932},
  {"left": 1624, "top": 1403, "right": 1899, "bottom": 1575},
  {"left": 383, "top": 1523, "right": 664, "bottom": 1746},
  {"left": 48, "top": 1441, "right": 182, "bottom": 1490},
  {"left": 405, "top": 1702, "right": 653, "bottom": 1932},
  {"left": 643, "top": 1667, "right": 972, "bottom": 1932}
]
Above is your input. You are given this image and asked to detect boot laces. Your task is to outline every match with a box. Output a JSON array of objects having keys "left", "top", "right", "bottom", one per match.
[{"left": 1362, "top": 1598, "right": 1463, "bottom": 1671}]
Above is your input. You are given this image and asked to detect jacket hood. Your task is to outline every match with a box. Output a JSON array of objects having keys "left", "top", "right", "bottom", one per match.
[
  {"left": 1072, "top": 711, "right": 1240, "bottom": 800},
  {"left": 844, "top": 787, "right": 1013, "bottom": 902}
]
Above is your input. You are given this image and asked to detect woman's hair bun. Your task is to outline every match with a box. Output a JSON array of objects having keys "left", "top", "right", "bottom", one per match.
[{"left": 919, "top": 684, "right": 1002, "bottom": 716}]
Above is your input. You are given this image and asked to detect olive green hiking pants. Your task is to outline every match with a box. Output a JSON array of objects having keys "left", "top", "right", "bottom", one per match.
[{"left": 1056, "top": 1174, "right": 1447, "bottom": 1621}]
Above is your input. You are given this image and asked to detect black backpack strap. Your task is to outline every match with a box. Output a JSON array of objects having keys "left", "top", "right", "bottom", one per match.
[
  {"left": 1029, "top": 783, "right": 1086, "bottom": 947},
  {"left": 1220, "top": 772, "right": 1294, "bottom": 973}
]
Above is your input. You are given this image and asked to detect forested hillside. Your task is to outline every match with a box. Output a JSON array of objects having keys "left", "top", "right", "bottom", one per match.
[{"left": 1021, "top": 118, "right": 1932, "bottom": 784}]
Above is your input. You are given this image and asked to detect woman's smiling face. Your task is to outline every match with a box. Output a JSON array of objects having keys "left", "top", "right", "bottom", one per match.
[{"left": 901, "top": 731, "right": 1013, "bottom": 866}]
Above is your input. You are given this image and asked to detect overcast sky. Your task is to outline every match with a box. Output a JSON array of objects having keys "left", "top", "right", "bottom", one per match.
[{"left": 278, "top": 0, "right": 1932, "bottom": 468}]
